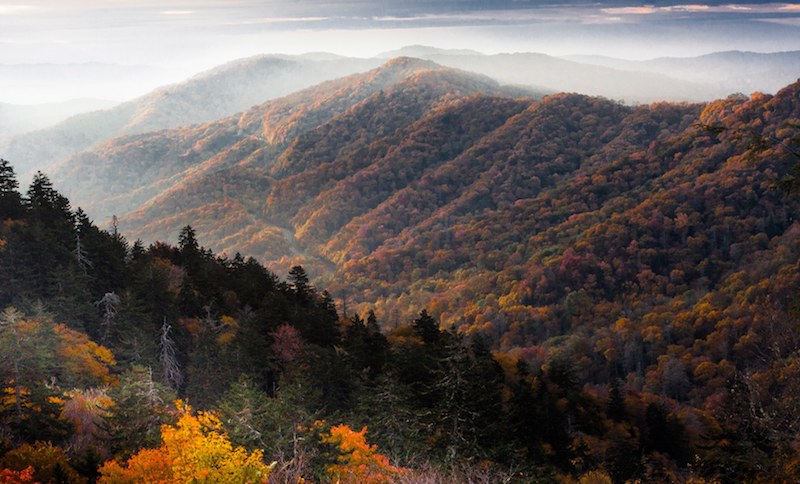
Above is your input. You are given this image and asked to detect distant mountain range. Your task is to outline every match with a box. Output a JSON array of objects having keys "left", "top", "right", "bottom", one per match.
[
  {"left": 3, "top": 55, "right": 383, "bottom": 181},
  {"left": 385, "top": 46, "right": 800, "bottom": 102},
  {"left": 52, "top": 57, "right": 535, "bottom": 225},
  {"left": 565, "top": 50, "right": 800, "bottom": 95},
  {"left": 0, "top": 98, "right": 117, "bottom": 144},
  {"left": 381, "top": 47, "right": 717, "bottom": 102},
  {"left": 5, "top": 47, "right": 798, "bottom": 184},
  {"left": 31, "top": 54, "right": 800, "bottom": 344}
]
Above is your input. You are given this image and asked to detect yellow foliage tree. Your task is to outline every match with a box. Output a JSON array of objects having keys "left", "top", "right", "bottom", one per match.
[
  {"left": 321, "top": 423, "right": 405, "bottom": 484},
  {"left": 577, "top": 469, "right": 613, "bottom": 484},
  {"left": 54, "top": 324, "right": 117, "bottom": 386},
  {"left": 98, "top": 401, "right": 272, "bottom": 483}
]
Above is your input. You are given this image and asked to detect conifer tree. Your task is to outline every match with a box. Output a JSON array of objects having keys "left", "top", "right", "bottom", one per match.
[
  {"left": 288, "top": 265, "right": 311, "bottom": 302},
  {"left": 412, "top": 309, "right": 439, "bottom": 345},
  {"left": 0, "top": 158, "right": 23, "bottom": 219}
]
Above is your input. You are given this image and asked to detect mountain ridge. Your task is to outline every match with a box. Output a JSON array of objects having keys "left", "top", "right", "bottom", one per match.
[
  {"left": 70, "top": 75, "right": 800, "bottom": 351},
  {"left": 4, "top": 54, "right": 383, "bottom": 181}
]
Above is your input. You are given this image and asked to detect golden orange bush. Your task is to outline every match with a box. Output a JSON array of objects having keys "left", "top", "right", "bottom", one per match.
[{"left": 99, "top": 401, "right": 272, "bottom": 483}]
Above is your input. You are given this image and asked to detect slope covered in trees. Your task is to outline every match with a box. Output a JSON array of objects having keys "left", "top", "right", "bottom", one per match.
[
  {"left": 51, "top": 60, "right": 799, "bottom": 353},
  {"left": 48, "top": 58, "right": 533, "bottom": 269},
  {"left": 3, "top": 60, "right": 800, "bottom": 480},
  {"left": 1, "top": 150, "right": 800, "bottom": 480}
]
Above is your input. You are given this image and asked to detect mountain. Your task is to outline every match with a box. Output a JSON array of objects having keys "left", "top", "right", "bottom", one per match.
[
  {"left": 564, "top": 50, "right": 800, "bottom": 96},
  {"left": 2, "top": 54, "right": 383, "bottom": 181},
  {"left": 45, "top": 55, "right": 800, "bottom": 357},
  {"left": 4, "top": 57, "right": 800, "bottom": 482},
  {"left": 52, "top": 58, "right": 534, "bottom": 236},
  {"left": 375, "top": 47, "right": 718, "bottom": 102},
  {"left": 0, "top": 98, "right": 117, "bottom": 144},
  {"left": 380, "top": 46, "right": 800, "bottom": 103},
  {"left": 10, "top": 48, "right": 797, "bottom": 185}
]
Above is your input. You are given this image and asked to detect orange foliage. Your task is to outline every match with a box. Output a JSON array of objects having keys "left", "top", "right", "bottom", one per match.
[
  {"left": 0, "top": 443, "right": 82, "bottom": 483},
  {"left": 54, "top": 324, "right": 117, "bottom": 386},
  {"left": 98, "top": 401, "right": 272, "bottom": 483},
  {"left": 321, "top": 423, "right": 406, "bottom": 484},
  {"left": 0, "top": 467, "right": 36, "bottom": 484}
]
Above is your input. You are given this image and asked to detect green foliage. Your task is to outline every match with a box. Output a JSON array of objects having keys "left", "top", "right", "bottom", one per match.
[{"left": 104, "top": 366, "right": 176, "bottom": 458}]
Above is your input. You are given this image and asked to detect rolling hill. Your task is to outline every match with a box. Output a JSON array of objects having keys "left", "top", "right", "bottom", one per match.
[
  {"left": 384, "top": 46, "right": 800, "bottom": 102},
  {"left": 3, "top": 54, "right": 382, "bottom": 181},
  {"left": 566, "top": 50, "right": 800, "bottom": 95},
  {"left": 43, "top": 57, "right": 800, "bottom": 359},
  {"left": 8, "top": 47, "right": 796, "bottom": 186}
]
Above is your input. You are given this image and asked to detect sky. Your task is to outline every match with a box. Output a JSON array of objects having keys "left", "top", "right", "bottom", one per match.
[{"left": 1, "top": 0, "right": 800, "bottom": 103}]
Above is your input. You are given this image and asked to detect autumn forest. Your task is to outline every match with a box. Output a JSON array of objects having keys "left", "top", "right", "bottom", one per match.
[{"left": 1, "top": 54, "right": 800, "bottom": 483}]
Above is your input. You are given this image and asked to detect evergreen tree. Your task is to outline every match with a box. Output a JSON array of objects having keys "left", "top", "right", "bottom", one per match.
[
  {"left": 288, "top": 265, "right": 311, "bottom": 303},
  {"left": 412, "top": 309, "right": 439, "bottom": 345},
  {"left": 177, "top": 225, "right": 201, "bottom": 270},
  {"left": 0, "top": 159, "right": 23, "bottom": 220}
]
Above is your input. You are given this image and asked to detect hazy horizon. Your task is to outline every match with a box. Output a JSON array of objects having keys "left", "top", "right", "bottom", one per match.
[{"left": 1, "top": 0, "right": 800, "bottom": 103}]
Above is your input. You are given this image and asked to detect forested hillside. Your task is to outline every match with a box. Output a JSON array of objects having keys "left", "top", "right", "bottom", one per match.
[
  {"left": 48, "top": 59, "right": 800, "bottom": 348},
  {"left": 1, "top": 58, "right": 800, "bottom": 481},
  {"left": 52, "top": 58, "right": 532, "bottom": 260},
  {"left": 2, "top": 151, "right": 800, "bottom": 481}
]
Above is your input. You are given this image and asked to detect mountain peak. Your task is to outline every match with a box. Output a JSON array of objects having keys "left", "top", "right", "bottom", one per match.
[{"left": 379, "top": 56, "right": 439, "bottom": 72}]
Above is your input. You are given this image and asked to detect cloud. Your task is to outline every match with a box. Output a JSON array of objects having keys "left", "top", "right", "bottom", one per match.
[
  {"left": 162, "top": 10, "right": 194, "bottom": 15},
  {"left": 0, "top": 5, "right": 42, "bottom": 15},
  {"left": 601, "top": 6, "right": 658, "bottom": 14},
  {"left": 665, "top": 4, "right": 711, "bottom": 11},
  {"left": 780, "top": 3, "right": 800, "bottom": 9},
  {"left": 231, "top": 16, "right": 329, "bottom": 25}
]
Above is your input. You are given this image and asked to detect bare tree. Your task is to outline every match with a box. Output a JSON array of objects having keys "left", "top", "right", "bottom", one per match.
[
  {"left": 94, "top": 292, "right": 120, "bottom": 345},
  {"left": 159, "top": 318, "right": 183, "bottom": 390},
  {"left": 75, "top": 233, "right": 93, "bottom": 273}
]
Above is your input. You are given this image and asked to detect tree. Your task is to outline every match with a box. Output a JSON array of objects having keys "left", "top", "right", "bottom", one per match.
[
  {"left": 177, "top": 225, "right": 201, "bottom": 271},
  {"left": 0, "top": 158, "right": 23, "bottom": 220},
  {"left": 25, "top": 171, "right": 73, "bottom": 231},
  {"left": 0, "top": 308, "right": 116, "bottom": 445},
  {"left": 98, "top": 401, "right": 273, "bottom": 483},
  {"left": 95, "top": 292, "right": 121, "bottom": 345},
  {"left": 288, "top": 265, "right": 311, "bottom": 302},
  {"left": 412, "top": 309, "right": 439, "bottom": 345},
  {"left": 159, "top": 319, "right": 183, "bottom": 390},
  {"left": 0, "top": 442, "right": 83, "bottom": 484},
  {"left": 177, "top": 225, "right": 199, "bottom": 255},
  {"left": 104, "top": 366, "right": 176, "bottom": 458},
  {"left": 320, "top": 423, "right": 405, "bottom": 484},
  {"left": 60, "top": 387, "right": 114, "bottom": 460},
  {"left": 0, "top": 467, "right": 35, "bottom": 484},
  {"left": 0, "top": 307, "right": 65, "bottom": 442}
]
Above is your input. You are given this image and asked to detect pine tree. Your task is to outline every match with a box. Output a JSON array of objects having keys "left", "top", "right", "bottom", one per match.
[
  {"left": 0, "top": 158, "right": 23, "bottom": 219},
  {"left": 288, "top": 265, "right": 311, "bottom": 302},
  {"left": 412, "top": 309, "right": 439, "bottom": 345},
  {"left": 178, "top": 225, "right": 200, "bottom": 265}
]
